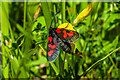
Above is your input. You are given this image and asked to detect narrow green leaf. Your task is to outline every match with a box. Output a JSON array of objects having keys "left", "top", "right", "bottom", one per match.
[{"left": 50, "top": 63, "right": 59, "bottom": 75}]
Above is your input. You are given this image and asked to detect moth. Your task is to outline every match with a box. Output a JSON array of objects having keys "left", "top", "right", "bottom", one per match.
[{"left": 47, "top": 23, "right": 79, "bottom": 62}]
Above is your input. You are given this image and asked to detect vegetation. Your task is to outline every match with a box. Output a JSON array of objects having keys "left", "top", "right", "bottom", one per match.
[{"left": 1, "top": 2, "right": 120, "bottom": 79}]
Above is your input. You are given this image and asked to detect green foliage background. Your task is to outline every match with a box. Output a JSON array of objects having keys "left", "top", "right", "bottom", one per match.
[{"left": 1, "top": 2, "right": 120, "bottom": 79}]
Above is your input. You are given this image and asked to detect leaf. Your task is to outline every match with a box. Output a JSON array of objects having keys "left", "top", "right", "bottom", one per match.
[
  {"left": 26, "top": 56, "right": 47, "bottom": 66},
  {"left": 112, "top": 35, "right": 119, "bottom": 49},
  {"left": 32, "top": 16, "right": 46, "bottom": 31},
  {"left": 103, "top": 14, "right": 119, "bottom": 30},
  {"left": 34, "top": 5, "right": 41, "bottom": 20},
  {"left": 50, "top": 63, "right": 59, "bottom": 75},
  {"left": 18, "top": 67, "right": 29, "bottom": 78},
  {"left": 11, "top": 56, "right": 19, "bottom": 74}
]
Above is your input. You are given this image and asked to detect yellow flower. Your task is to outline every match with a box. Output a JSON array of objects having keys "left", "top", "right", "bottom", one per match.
[
  {"left": 73, "top": 5, "right": 92, "bottom": 25},
  {"left": 58, "top": 23, "right": 75, "bottom": 31}
]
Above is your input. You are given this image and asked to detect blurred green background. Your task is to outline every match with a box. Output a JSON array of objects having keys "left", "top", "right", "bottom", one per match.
[
  {"left": 1, "top": 2, "right": 120, "bottom": 79},
  {"left": 0, "top": 1, "right": 2, "bottom": 78}
]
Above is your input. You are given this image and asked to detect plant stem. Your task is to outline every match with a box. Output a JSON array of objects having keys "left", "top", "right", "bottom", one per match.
[
  {"left": 62, "top": 1, "right": 65, "bottom": 23},
  {"left": 24, "top": 1, "right": 26, "bottom": 29}
]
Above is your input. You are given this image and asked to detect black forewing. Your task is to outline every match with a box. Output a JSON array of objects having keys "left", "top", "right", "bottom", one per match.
[
  {"left": 47, "top": 28, "right": 61, "bottom": 62},
  {"left": 54, "top": 28, "right": 79, "bottom": 43}
]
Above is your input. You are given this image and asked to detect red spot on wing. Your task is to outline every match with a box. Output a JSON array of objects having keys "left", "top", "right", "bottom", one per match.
[
  {"left": 48, "top": 37, "right": 52, "bottom": 43},
  {"left": 56, "top": 30, "right": 61, "bottom": 33},
  {"left": 67, "top": 31, "right": 74, "bottom": 37},
  {"left": 56, "top": 28, "right": 62, "bottom": 33},
  {"left": 63, "top": 30, "right": 67, "bottom": 38},
  {"left": 48, "top": 50, "right": 53, "bottom": 56},
  {"left": 63, "top": 30, "right": 66, "bottom": 33},
  {"left": 49, "top": 37, "right": 52, "bottom": 42},
  {"left": 63, "top": 33, "right": 67, "bottom": 38},
  {"left": 48, "top": 44, "right": 56, "bottom": 49}
]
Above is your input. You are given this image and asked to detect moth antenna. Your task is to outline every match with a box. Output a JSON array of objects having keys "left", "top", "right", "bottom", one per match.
[
  {"left": 32, "top": 12, "right": 59, "bottom": 32},
  {"left": 32, "top": 27, "right": 48, "bottom": 32},
  {"left": 50, "top": 12, "right": 60, "bottom": 27}
]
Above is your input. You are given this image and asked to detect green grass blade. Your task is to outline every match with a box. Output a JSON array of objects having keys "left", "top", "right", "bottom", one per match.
[{"left": 80, "top": 47, "right": 120, "bottom": 77}]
